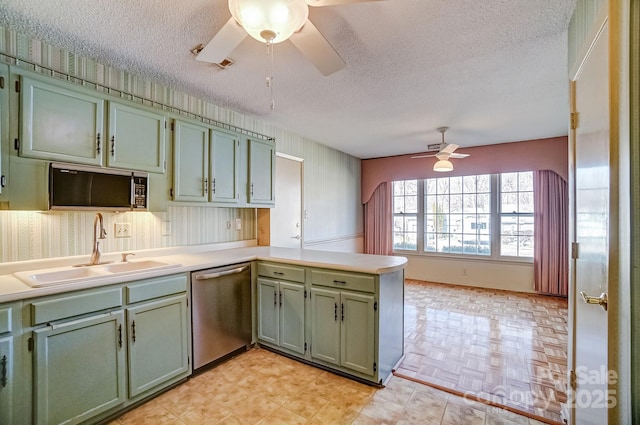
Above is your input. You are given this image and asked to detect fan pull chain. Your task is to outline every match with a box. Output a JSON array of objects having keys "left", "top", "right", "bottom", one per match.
[{"left": 265, "top": 39, "right": 275, "bottom": 111}]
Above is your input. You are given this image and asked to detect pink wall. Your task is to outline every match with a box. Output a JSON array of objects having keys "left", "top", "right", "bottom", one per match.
[{"left": 361, "top": 136, "right": 568, "bottom": 203}]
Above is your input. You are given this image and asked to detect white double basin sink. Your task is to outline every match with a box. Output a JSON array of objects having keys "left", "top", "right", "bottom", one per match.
[{"left": 14, "top": 260, "right": 181, "bottom": 288}]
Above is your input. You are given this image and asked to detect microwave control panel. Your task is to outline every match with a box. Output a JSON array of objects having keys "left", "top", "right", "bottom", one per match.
[{"left": 133, "top": 177, "right": 148, "bottom": 209}]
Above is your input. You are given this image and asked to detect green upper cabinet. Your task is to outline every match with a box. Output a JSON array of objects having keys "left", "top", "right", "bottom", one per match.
[
  {"left": 248, "top": 138, "right": 275, "bottom": 206},
  {"left": 171, "top": 122, "right": 275, "bottom": 208},
  {"left": 107, "top": 102, "right": 166, "bottom": 173},
  {"left": 19, "top": 76, "right": 105, "bottom": 166},
  {"left": 172, "top": 119, "right": 209, "bottom": 202},
  {"left": 210, "top": 129, "right": 240, "bottom": 205},
  {"left": 33, "top": 311, "right": 126, "bottom": 425}
]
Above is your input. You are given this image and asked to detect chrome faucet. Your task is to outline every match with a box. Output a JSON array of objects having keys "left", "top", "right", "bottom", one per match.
[{"left": 90, "top": 212, "right": 107, "bottom": 265}]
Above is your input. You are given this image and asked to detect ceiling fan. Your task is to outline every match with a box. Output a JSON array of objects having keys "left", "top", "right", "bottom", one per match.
[
  {"left": 411, "top": 127, "right": 470, "bottom": 172},
  {"left": 195, "top": 0, "right": 386, "bottom": 76}
]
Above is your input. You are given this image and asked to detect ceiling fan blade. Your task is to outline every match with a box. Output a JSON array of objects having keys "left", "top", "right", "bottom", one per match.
[
  {"left": 307, "top": 0, "right": 386, "bottom": 6},
  {"left": 196, "top": 17, "right": 247, "bottom": 64},
  {"left": 411, "top": 154, "right": 437, "bottom": 159},
  {"left": 440, "top": 143, "right": 459, "bottom": 154},
  {"left": 289, "top": 20, "right": 346, "bottom": 76},
  {"left": 449, "top": 153, "right": 470, "bottom": 159}
]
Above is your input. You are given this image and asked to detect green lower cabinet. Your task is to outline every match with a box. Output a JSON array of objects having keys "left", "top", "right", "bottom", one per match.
[
  {"left": 126, "top": 295, "right": 189, "bottom": 398},
  {"left": 33, "top": 311, "right": 126, "bottom": 425},
  {"left": 310, "top": 288, "right": 376, "bottom": 376},
  {"left": 309, "top": 288, "right": 340, "bottom": 365},
  {"left": 0, "top": 337, "right": 14, "bottom": 425},
  {"left": 257, "top": 278, "right": 305, "bottom": 355}
]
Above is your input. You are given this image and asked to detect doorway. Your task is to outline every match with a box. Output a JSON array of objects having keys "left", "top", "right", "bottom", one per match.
[{"left": 269, "top": 154, "right": 303, "bottom": 249}]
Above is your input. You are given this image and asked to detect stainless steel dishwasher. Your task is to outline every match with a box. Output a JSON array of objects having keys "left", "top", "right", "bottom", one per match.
[{"left": 191, "top": 262, "right": 252, "bottom": 370}]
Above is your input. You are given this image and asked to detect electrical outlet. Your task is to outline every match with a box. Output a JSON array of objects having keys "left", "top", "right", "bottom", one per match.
[
  {"left": 235, "top": 218, "right": 242, "bottom": 230},
  {"left": 161, "top": 221, "right": 172, "bottom": 236},
  {"left": 115, "top": 223, "right": 131, "bottom": 238},
  {"left": 226, "top": 221, "right": 232, "bottom": 229}
]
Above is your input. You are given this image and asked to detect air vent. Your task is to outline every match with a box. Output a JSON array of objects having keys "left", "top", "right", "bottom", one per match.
[
  {"left": 427, "top": 143, "right": 441, "bottom": 151},
  {"left": 215, "top": 58, "right": 235, "bottom": 69}
]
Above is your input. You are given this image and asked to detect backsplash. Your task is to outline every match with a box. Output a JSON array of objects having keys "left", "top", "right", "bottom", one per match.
[{"left": 0, "top": 206, "right": 255, "bottom": 263}]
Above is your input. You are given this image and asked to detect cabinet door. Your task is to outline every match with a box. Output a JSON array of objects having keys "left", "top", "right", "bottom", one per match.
[
  {"left": 126, "top": 295, "right": 189, "bottom": 398},
  {"left": 33, "top": 312, "right": 126, "bottom": 425},
  {"left": 279, "top": 282, "right": 305, "bottom": 355},
  {"left": 0, "top": 64, "right": 8, "bottom": 198},
  {"left": 248, "top": 138, "right": 275, "bottom": 206},
  {"left": 0, "top": 337, "right": 13, "bottom": 425},
  {"left": 257, "top": 278, "right": 279, "bottom": 345},
  {"left": 210, "top": 129, "right": 240, "bottom": 204},
  {"left": 20, "top": 76, "right": 104, "bottom": 165},
  {"left": 310, "top": 287, "right": 340, "bottom": 366},
  {"left": 107, "top": 102, "right": 166, "bottom": 173},
  {"left": 341, "top": 292, "right": 375, "bottom": 376},
  {"left": 173, "top": 120, "right": 209, "bottom": 202}
]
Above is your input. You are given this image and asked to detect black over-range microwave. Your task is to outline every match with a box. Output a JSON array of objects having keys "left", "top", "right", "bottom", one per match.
[{"left": 49, "top": 162, "right": 149, "bottom": 211}]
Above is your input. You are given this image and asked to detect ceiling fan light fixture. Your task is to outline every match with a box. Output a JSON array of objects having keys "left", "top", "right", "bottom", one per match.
[
  {"left": 433, "top": 159, "right": 454, "bottom": 172},
  {"left": 228, "top": 0, "right": 309, "bottom": 43}
]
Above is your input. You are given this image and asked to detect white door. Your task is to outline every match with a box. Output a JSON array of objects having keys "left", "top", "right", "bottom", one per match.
[
  {"left": 270, "top": 154, "right": 303, "bottom": 248},
  {"left": 570, "top": 19, "right": 611, "bottom": 425}
]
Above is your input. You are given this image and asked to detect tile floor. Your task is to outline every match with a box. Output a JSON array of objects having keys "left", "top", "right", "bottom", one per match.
[
  {"left": 397, "top": 280, "right": 568, "bottom": 423},
  {"left": 109, "top": 348, "right": 549, "bottom": 425},
  {"left": 109, "top": 280, "right": 568, "bottom": 425}
]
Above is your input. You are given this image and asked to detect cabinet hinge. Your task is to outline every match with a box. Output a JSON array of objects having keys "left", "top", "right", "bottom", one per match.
[
  {"left": 14, "top": 80, "right": 20, "bottom": 93},
  {"left": 373, "top": 362, "right": 377, "bottom": 372},
  {"left": 14, "top": 139, "right": 19, "bottom": 151},
  {"left": 571, "top": 242, "right": 579, "bottom": 259},
  {"left": 304, "top": 342, "right": 307, "bottom": 352},
  {"left": 374, "top": 301, "right": 378, "bottom": 311},
  {"left": 569, "top": 369, "right": 577, "bottom": 390},
  {"left": 28, "top": 337, "right": 34, "bottom": 352},
  {"left": 304, "top": 290, "right": 307, "bottom": 298},
  {"left": 170, "top": 188, "right": 174, "bottom": 198},
  {"left": 570, "top": 112, "right": 579, "bottom": 130},
  {"left": 0, "top": 76, "right": 4, "bottom": 89},
  {"left": 170, "top": 122, "right": 174, "bottom": 131},
  {"left": 1, "top": 175, "right": 5, "bottom": 188}
]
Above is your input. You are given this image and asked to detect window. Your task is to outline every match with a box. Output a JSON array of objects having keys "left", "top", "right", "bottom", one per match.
[
  {"left": 499, "top": 172, "right": 534, "bottom": 257},
  {"left": 392, "top": 171, "right": 534, "bottom": 260},
  {"left": 392, "top": 180, "right": 418, "bottom": 250}
]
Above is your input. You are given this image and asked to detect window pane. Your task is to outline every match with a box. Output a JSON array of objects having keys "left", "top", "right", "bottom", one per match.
[
  {"left": 519, "top": 172, "right": 533, "bottom": 191},
  {"left": 501, "top": 173, "right": 518, "bottom": 192},
  {"left": 501, "top": 193, "right": 518, "bottom": 213},
  {"left": 424, "top": 233, "right": 436, "bottom": 252},
  {"left": 405, "top": 195, "right": 418, "bottom": 213},
  {"left": 463, "top": 175, "right": 476, "bottom": 193},
  {"left": 477, "top": 175, "right": 491, "bottom": 192},
  {"left": 477, "top": 193, "right": 491, "bottom": 213},
  {"left": 501, "top": 236, "right": 518, "bottom": 256},
  {"left": 393, "top": 181, "right": 405, "bottom": 196},
  {"left": 519, "top": 192, "right": 534, "bottom": 213},
  {"left": 425, "top": 179, "right": 437, "bottom": 195},
  {"left": 425, "top": 196, "right": 436, "bottom": 214},
  {"left": 437, "top": 179, "right": 450, "bottom": 194},
  {"left": 450, "top": 177, "right": 462, "bottom": 193},
  {"left": 437, "top": 234, "right": 451, "bottom": 253},
  {"left": 463, "top": 194, "right": 476, "bottom": 213},
  {"left": 450, "top": 214, "right": 463, "bottom": 234},
  {"left": 477, "top": 214, "right": 491, "bottom": 234},
  {"left": 436, "top": 195, "right": 449, "bottom": 213},
  {"left": 406, "top": 180, "right": 418, "bottom": 195},
  {"left": 393, "top": 197, "right": 404, "bottom": 213},
  {"left": 450, "top": 194, "right": 462, "bottom": 213}
]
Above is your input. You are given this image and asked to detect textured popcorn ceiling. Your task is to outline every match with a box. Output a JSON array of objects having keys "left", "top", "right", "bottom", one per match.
[{"left": 0, "top": 0, "right": 576, "bottom": 159}]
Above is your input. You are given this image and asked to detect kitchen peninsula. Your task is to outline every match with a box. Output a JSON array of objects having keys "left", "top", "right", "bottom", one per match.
[{"left": 0, "top": 243, "right": 406, "bottom": 425}]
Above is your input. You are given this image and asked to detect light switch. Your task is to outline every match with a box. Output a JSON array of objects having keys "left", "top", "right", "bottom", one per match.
[{"left": 235, "top": 218, "right": 242, "bottom": 230}]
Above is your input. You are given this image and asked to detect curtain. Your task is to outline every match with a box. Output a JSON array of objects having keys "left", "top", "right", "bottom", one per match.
[
  {"left": 533, "top": 170, "right": 568, "bottom": 296},
  {"left": 364, "top": 182, "right": 393, "bottom": 255}
]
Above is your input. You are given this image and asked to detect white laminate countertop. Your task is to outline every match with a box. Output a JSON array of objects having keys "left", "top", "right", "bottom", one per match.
[{"left": 0, "top": 243, "right": 407, "bottom": 303}]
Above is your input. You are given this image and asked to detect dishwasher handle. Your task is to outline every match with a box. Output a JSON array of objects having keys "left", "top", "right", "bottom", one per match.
[{"left": 194, "top": 265, "right": 250, "bottom": 280}]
